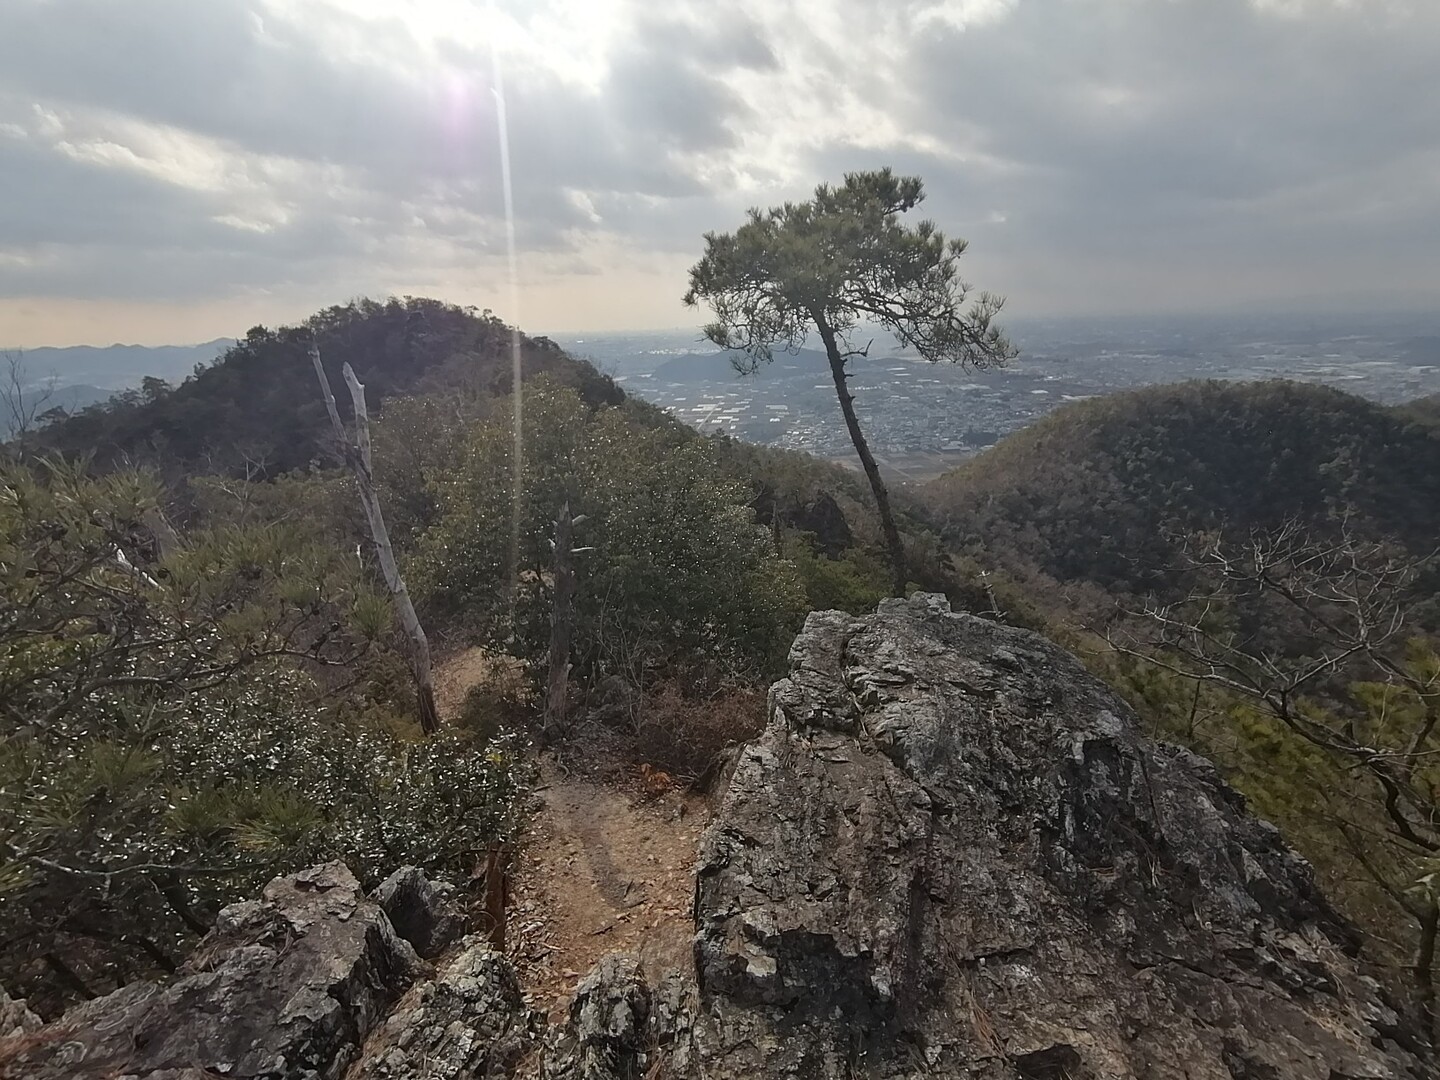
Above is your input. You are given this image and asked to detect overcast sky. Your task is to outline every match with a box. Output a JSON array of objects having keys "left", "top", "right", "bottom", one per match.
[{"left": 1, "top": 0, "right": 1436, "bottom": 346}]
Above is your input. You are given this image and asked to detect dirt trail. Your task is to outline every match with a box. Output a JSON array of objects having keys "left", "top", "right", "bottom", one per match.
[
  {"left": 433, "top": 645, "right": 528, "bottom": 721},
  {"left": 433, "top": 649, "right": 711, "bottom": 1020},
  {"left": 507, "top": 759, "right": 709, "bottom": 1019}
]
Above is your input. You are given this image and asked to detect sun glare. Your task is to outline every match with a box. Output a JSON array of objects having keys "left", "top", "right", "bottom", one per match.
[{"left": 279, "top": 0, "right": 619, "bottom": 89}]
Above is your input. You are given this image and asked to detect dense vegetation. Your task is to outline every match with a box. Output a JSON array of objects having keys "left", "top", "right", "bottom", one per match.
[
  {"left": 10, "top": 294, "right": 1438, "bottom": 1024},
  {"left": 27, "top": 297, "right": 621, "bottom": 479},
  {"left": 396, "top": 380, "right": 807, "bottom": 683},
  {"left": 925, "top": 379, "right": 1440, "bottom": 596},
  {"left": 0, "top": 458, "right": 524, "bottom": 1015},
  {"left": 1402, "top": 391, "right": 1440, "bottom": 430},
  {"left": 2, "top": 298, "right": 935, "bottom": 1013}
]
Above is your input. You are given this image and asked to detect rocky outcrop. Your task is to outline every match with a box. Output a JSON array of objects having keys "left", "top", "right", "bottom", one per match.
[
  {"left": 0, "top": 988, "right": 39, "bottom": 1040},
  {"left": 791, "top": 491, "right": 853, "bottom": 557},
  {"left": 676, "top": 594, "right": 1430, "bottom": 1077},
  {"left": 751, "top": 487, "right": 854, "bottom": 557},
  {"left": 373, "top": 865, "right": 469, "bottom": 961},
  {"left": 534, "top": 957, "right": 698, "bottom": 1080},
  {"left": 0, "top": 863, "right": 424, "bottom": 1079},
  {"left": 352, "top": 941, "right": 536, "bottom": 1079},
  {"left": 530, "top": 596, "right": 1429, "bottom": 1078},
  {"left": 2, "top": 596, "right": 1430, "bottom": 1079}
]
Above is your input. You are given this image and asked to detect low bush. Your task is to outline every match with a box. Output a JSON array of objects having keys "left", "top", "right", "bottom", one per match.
[
  {"left": 629, "top": 681, "right": 766, "bottom": 787},
  {"left": 0, "top": 459, "right": 527, "bottom": 1015}
]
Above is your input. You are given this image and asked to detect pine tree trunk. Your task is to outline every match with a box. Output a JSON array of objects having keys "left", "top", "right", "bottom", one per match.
[{"left": 814, "top": 318, "right": 908, "bottom": 597}]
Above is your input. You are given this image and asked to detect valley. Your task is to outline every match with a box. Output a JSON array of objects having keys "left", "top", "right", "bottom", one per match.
[{"left": 559, "top": 312, "right": 1440, "bottom": 481}]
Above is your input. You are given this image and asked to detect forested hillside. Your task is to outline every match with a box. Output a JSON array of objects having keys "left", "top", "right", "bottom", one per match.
[
  {"left": 1401, "top": 391, "right": 1440, "bottom": 430},
  {"left": 26, "top": 298, "right": 622, "bottom": 478},
  {"left": 924, "top": 379, "right": 1440, "bottom": 595},
  {"left": 1, "top": 299, "right": 952, "bottom": 1015}
]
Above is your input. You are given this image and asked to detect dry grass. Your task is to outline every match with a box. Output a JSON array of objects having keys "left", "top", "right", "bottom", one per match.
[{"left": 630, "top": 681, "right": 765, "bottom": 788}]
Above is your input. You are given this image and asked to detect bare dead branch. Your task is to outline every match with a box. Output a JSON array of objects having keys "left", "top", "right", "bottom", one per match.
[{"left": 311, "top": 342, "right": 439, "bottom": 733}]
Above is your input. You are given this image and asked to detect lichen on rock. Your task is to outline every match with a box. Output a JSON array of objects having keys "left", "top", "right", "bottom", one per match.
[
  {"left": 682, "top": 594, "right": 1430, "bottom": 1077},
  {"left": 352, "top": 940, "right": 537, "bottom": 1080}
]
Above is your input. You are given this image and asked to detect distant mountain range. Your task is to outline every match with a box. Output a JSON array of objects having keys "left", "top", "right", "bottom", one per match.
[
  {"left": 2, "top": 339, "right": 238, "bottom": 437},
  {"left": 8, "top": 339, "right": 236, "bottom": 390}
]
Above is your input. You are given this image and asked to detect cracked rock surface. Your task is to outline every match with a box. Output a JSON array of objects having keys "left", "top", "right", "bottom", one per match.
[
  {"left": 680, "top": 594, "right": 1431, "bottom": 1077},
  {"left": 352, "top": 940, "right": 538, "bottom": 1079},
  {"left": 372, "top": 865, "right": 469, "bottom": 961},
  {"left": 0, "top": 863, "right": 423, "bottom": 1080}
]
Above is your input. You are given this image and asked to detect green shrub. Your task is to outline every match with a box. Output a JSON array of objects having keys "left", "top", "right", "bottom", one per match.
[
  {"left": 0, "top": 459, "right": 526, "bottom": 1015},
  {"left": 782, "top": 532, "right": 889, "bottom": 614},
  {"left": 410, "top": 380, "right": 806, "bottom": 683}
]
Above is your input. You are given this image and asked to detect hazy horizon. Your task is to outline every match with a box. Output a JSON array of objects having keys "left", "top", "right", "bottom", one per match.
[
  {"left": 8, "top": 305, "right": 1438, "bottom": 357},
  {"left": 3, "top": 1, "right": 1437, "bottom": 348}
]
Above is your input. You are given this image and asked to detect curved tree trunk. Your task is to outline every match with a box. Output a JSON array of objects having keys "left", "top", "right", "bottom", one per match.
[{"left": 813, "top": 317, "right": 907, "bottom": 597}]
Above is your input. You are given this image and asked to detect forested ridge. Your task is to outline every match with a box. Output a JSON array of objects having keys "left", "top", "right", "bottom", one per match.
[
  {"left": 923, "top": 378, "right": 1440, "bottom": 596},
  {"left": 24, "top": 297, "right": 622, "bottom": 479},
  {"left": 5, "top": 297, "right": 1440, "bottom": 1036}
]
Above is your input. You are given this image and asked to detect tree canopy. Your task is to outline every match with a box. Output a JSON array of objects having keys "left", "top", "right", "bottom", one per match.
[
  {"left": 25, "top": 298, "right": 621, "bottom": 480},
  {"left": 924, "top": 379, "right": 1440, "bottom": 599},
  {"left": 684, "top": 168, "right": 1015, "bottom": 594},
  {"left": 684, "top": 169, "right": 1013, "bottom": 370},
  {"left": 407, "top": 380, "right": 806, "bottom": 685}
]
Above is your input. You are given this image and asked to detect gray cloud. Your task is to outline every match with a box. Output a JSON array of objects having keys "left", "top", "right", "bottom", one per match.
[
  {"left": 1, "top": 0, "right": 1437, "bottom": 338},
  {"left": 897, "top": 1, "right": 1440, "bottom": 265}
]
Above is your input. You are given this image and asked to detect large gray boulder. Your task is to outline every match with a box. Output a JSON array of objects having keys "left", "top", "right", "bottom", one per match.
[
  {"left": 679, "top": 595, "right": 1430, "bottom": 1077},
  {"left": 0, "top": 863, "right": 423, "bottom": 1079}
]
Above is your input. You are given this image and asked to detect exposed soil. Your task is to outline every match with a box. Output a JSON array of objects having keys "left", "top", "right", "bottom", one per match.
[
  {"left": 433, "top": 645, "right": 530, "bottom": 720},
  {"left": 431, "top": 650, "right": 713, "bottom": 1021},
  {"left": 507, "top": 751, "right": 710, "bottom": 1020},
  {"left": 433, "top": 645, "right": 493, "bottom": 720}
]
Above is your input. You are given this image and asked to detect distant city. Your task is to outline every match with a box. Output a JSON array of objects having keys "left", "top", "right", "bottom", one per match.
[
  {"left": 556, "top": 312, "right": 1440, "bottom": 482},
  {"left": 7, "top": 314, "right": 1438, "bottom": 481}
]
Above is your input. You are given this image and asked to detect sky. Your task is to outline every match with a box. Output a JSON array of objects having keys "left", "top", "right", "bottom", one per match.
[{"left": 1, "top": 0, "right": 1437, "bottom": 347}]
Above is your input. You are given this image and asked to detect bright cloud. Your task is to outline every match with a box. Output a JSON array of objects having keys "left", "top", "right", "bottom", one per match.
[{"left": 0, "top": 0, "right": 1436, "bottom": 344}]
